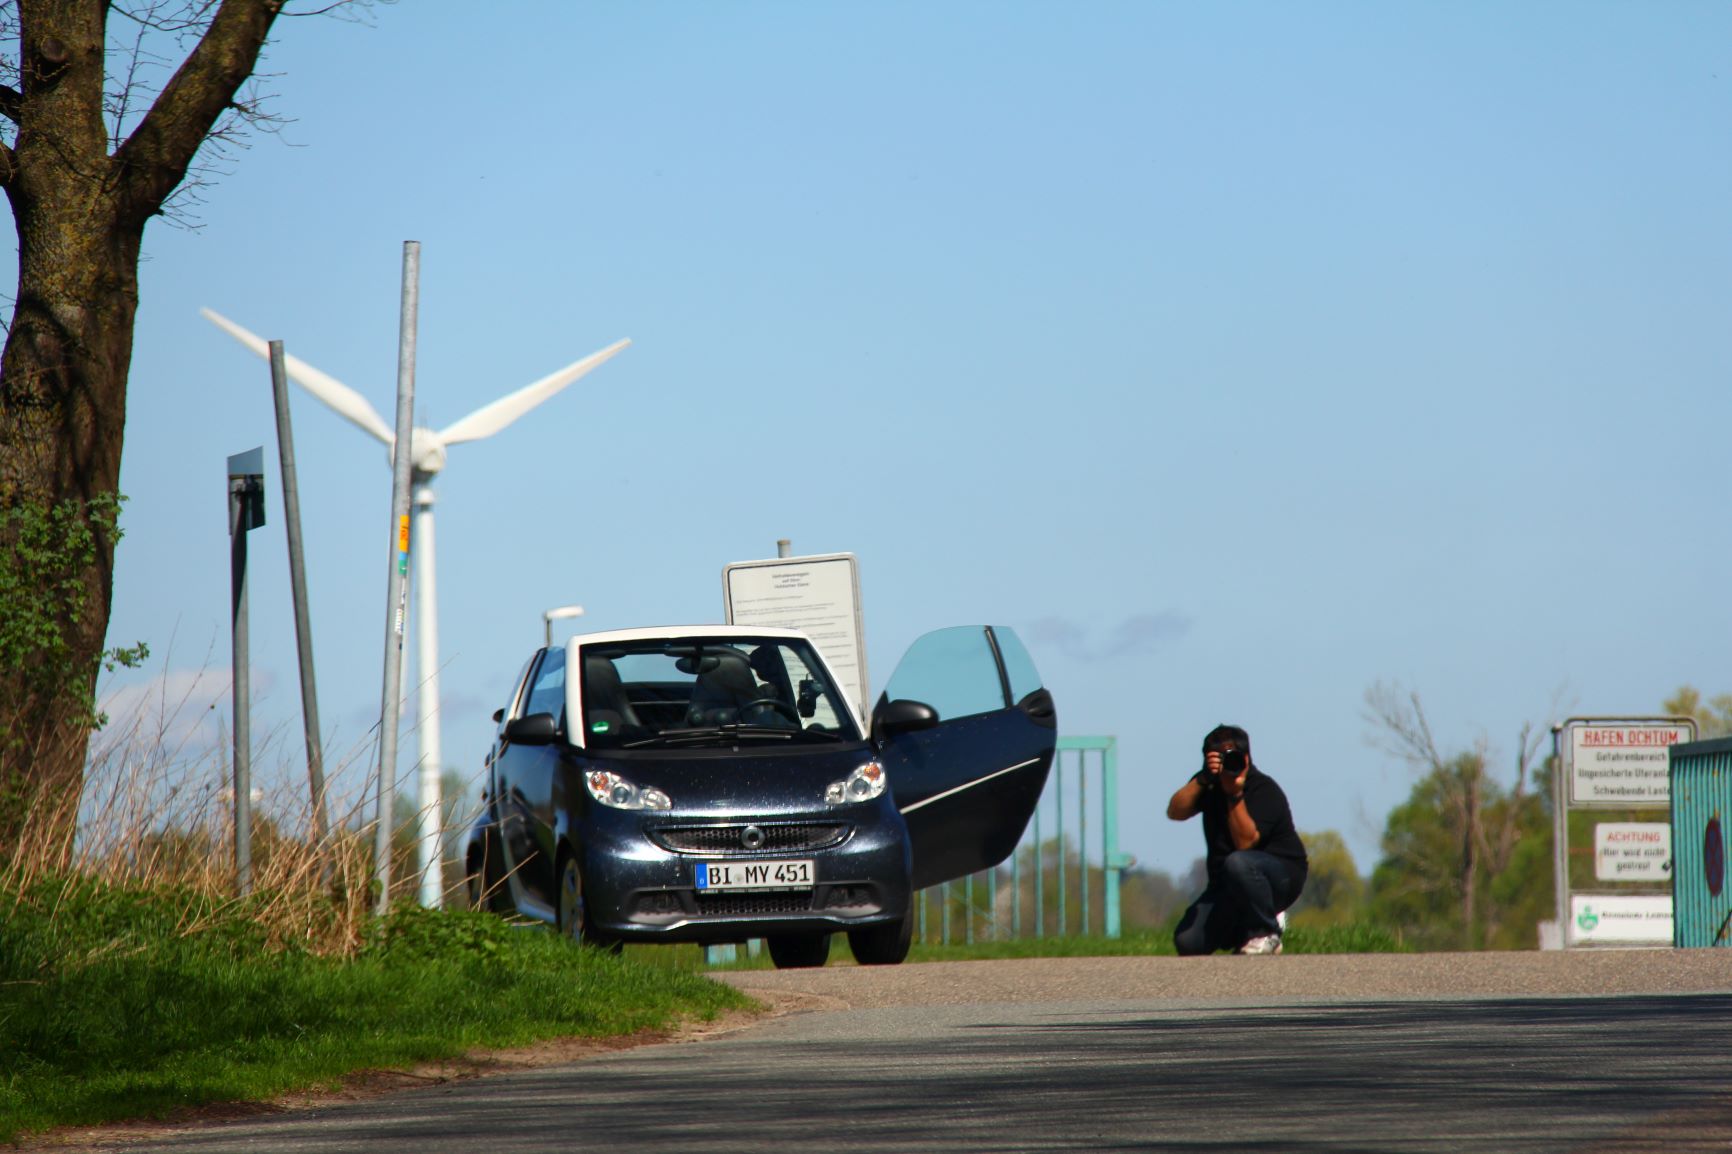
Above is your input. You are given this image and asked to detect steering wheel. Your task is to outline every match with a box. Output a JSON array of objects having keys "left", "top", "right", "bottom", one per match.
[{"left": 740, "top": 697, "right": 801, "bottom": 724}]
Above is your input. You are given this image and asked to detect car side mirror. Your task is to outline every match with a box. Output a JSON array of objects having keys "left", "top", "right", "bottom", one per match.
[
  {"left": 872, "top": 697, "right": 939, "bottom": 741},
  {"left": 503, "top": 712, "right": 559, "bottom": 745}
]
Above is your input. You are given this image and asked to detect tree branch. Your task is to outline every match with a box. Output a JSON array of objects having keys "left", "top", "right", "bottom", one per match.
[
  {"left": 0, "top": 84, "right": 20, "bottom": 124},
  {"left": 112, "top": 0, "right": 283, "bottom": 220},
  {"left": 1363, "top": 680, "right": 1445, "bottom": 772}
]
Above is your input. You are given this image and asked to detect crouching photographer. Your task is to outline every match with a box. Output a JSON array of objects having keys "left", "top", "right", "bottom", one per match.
[{"left": 1166, "top": 724, "right": 1308, "bottom": 956}]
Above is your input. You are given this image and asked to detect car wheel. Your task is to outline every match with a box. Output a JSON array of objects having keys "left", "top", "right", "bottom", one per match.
[
  {"left": 557, "top": 853, "right": 619, "bottom": 952},
  {"left": 557, "top": 855, "right": 590, "bottom": 944},
  {"left": 766, "top": 933, "right": 831, "bottom": 969},
  {"left": 466, "top": 846, "right": 499, "bottom": 913},
  {"left": 847, "top": 913, "right": 912, "bottom": 966},
  {"left": 466, "top": 860, "right": 487, "bottom": 911}
]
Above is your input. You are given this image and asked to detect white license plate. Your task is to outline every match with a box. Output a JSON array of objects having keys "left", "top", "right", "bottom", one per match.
[{"left": 695, "top": 859, "right": 814, "bottom": 891}]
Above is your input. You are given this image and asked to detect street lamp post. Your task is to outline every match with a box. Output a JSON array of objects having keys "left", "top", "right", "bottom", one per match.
[{"left": 544, "top": 604, "right": 585, "bottom": 647}]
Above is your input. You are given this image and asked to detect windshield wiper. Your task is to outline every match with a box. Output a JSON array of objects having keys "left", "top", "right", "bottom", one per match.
[{"left": 623, "top": 724, "right": 800, "bottom": 748}]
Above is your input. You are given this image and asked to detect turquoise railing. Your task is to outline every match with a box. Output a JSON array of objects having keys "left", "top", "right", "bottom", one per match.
[{"left": 916, "top": 735, "right": 1126, "bottom": 944}]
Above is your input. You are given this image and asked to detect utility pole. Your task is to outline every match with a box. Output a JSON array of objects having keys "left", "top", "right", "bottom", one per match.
[{"left": 374, "top": 242, "right": 420, "bottom": 915}]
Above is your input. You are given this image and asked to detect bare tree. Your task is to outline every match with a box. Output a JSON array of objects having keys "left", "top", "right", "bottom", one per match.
[
  {"left": 1363, "top": 681, "right": 1547, "bottom": 949},
  {"left": 0, "top": 0, "right": 360, "bottom": 864}
]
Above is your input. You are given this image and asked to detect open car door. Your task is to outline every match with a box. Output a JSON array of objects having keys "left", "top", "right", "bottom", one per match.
[{"left": 874, "top": 625, "right": 1056, "bottom": 890}]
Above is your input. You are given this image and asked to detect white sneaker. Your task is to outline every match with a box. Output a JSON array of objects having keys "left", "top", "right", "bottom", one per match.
[{"left": 1238, "top": 934, "right": 1283, "bottom": 956}]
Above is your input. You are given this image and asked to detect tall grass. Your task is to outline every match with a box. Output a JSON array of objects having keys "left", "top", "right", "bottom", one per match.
[{"left": 7, "top": 659, "right": 359, "bottom": 946}]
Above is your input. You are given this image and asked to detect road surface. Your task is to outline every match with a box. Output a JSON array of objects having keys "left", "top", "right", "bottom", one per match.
[{"left": 47, "top": 950, "right": 1732, "bottom": 1152}]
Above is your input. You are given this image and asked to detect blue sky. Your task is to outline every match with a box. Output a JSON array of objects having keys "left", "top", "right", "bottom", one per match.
[{"left": 36, "top": 2, "right": 1732, "bottom": 880}]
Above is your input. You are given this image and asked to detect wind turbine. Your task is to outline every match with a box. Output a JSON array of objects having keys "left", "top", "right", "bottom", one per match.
[{"left": 203, "top": 307, "right": 629, "bottom": 907}]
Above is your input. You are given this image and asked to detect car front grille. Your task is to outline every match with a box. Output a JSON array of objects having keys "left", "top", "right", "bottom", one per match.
[
  {"left": 650, "top": 822, "right": 849, "bottom": 855},
  {"left": 694, "top": 890, "right": 816, "bottom": 916}
]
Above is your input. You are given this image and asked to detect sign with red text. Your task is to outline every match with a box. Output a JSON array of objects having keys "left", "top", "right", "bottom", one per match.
[
  {"left": 1567, "top": 721, "right": 1693, "bottom": 807},
  {"left": 1594, "top": 822, "right": 1672, "bottom": 882}
]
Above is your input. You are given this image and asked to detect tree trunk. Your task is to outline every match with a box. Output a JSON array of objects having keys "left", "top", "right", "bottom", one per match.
[
  {"left": 1460, "top": 764, "right": 1479, "bottom": 951},
  {"left": 0, "top": 0, "right": 282, "bottom": 866},
  {"left": 0, "top": 1, "right": 143, "bottom": 864},
  {"left": 0, "top": 194, "right": 146, "bottom": 866}
]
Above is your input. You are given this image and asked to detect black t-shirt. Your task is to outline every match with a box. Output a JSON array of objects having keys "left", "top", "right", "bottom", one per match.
[{"left": 1194, "top": 764, "right": 1308, "bottom": 887}]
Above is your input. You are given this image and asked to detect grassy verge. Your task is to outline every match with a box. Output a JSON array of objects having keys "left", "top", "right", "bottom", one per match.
[{"left": 0, "top": 880, "right": 750, "bottom": 1143}]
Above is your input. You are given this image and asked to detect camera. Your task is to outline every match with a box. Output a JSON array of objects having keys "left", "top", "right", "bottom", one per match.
[{"left": 1217, "top": 747, "right": 1247, "bottom": 776}]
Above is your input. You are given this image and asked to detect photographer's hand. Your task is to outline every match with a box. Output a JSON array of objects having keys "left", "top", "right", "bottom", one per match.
[{"left": 1221, "top": 763, "right": 1260, "bottom": 849}]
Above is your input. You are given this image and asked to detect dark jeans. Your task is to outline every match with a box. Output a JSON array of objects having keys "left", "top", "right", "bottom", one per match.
[{"left": 1173, "top": 850, "right": 1305, "bottom": 956}]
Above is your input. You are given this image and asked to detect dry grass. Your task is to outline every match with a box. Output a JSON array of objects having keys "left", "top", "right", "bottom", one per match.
[{"left": 2, "top": 653, "right": 480, "bottom": 957}]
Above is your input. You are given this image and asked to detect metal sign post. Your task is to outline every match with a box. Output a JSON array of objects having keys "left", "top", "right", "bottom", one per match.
[
  {"left": 227, "top": 447, "right": 266, "bottom": 896},
  {"left": 1554, "top": 716, "right": 1696, "bottom": 947},
  {"left": 373, "top": 241, "right": 421, "bottom": 915},
  {"left": 267, "top": 340, "right": 328, "bottom": 847}
]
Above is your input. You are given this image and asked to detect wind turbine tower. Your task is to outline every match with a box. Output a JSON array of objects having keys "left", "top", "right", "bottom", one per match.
[{"left": 204, "top": 307, "right": 629, "bottom": 907}]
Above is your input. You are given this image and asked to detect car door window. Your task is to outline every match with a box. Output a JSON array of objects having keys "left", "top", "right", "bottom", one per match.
[
  {"left": 881, "top": 625, "right": 1008, "bottom": 721},
  {"left": 991, "top": 626, "right": 1043, "bottom": 704},
  {"left": 521, "top": 648, "right": 567, "bottom": 726}
]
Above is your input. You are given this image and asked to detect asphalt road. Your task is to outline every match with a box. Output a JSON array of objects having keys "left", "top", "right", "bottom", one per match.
[{"left": 58, "top": 951, "right": 1732, "bottom": 1153}]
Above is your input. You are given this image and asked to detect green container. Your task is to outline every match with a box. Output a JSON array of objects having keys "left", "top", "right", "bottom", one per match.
[{"left": 1669, "top": 736, "right": 1732, "bottom": 948}]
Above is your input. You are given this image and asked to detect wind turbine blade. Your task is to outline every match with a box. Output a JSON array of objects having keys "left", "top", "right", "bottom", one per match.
[
  {"left": 437, "top": 339, "right": 631, "bottom": 446},
  {"left": 201, "top": 308, "right": 396, "bottom": 445}
]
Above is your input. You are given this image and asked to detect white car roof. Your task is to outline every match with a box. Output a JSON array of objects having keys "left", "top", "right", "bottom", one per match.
[{"left": 564, "top": 624, "right": 813, "bottom": 648}]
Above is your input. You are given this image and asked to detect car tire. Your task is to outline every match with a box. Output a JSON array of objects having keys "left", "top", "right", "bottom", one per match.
[
  {"left": 466, "top": 859, "right": 488, "bottom": 911},
  {"left": 557, "top": 852, "right": 621, "bottom": 953},
  {"left": 847, "top": 912, "right": 912, "bottom": 966},
  {"left": 766, "top": 933, "right": 831, "bottom": 969},
  {"left": 557, "top": 855, "right": 586, "bottom": 941},
  {"left": 466, "top": 828, "right": 505, "bottom": 912}
]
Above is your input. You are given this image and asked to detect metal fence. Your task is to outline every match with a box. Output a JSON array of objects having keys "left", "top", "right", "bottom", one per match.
[{"left": 914, "top": 735, "right": 1124, "bottom": 944}]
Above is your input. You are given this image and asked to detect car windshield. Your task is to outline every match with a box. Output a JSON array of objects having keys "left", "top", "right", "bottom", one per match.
[{"left": 577, "top": 636, "right": 863, "bottom": 749}]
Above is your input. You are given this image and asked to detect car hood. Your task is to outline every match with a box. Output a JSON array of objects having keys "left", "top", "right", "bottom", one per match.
[{"left": 576, "top": 744, "right": 877, "bottom": 817}]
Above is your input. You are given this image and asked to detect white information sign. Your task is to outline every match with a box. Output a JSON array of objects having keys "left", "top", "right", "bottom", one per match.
[
  {"left": 723, "top": 553, "right": 868, "bottom": 718},
  {"left": 1568, "top": 722, "right": 1691, "bottom": 806},
  {"left": 1568, "top": 893, "right": 1673, "bottom": 945},
  {"left": 1593, "top": 822, "right": 1672, "bottom": 882}
]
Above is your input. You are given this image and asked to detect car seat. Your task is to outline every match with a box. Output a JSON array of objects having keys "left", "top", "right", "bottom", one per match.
[
  {"left": 583, "top": 654, "right": 644, "bottom": 733},
  {"left": 684, "top": 650, "right": 760, "bottom": 726}
]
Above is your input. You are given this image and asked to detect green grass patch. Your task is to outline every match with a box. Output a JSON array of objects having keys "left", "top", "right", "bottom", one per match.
[
  {"left": 1281, "top": 920, "right": 1408, "bottom": 954},
  {"left": 0, "top": 880, "right": 750, "bottom": 1143}
]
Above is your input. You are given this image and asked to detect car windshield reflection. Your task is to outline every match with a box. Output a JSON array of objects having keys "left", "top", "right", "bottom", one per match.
[{"left": 580, "top": 637, "right": 862, "bottom": 749}]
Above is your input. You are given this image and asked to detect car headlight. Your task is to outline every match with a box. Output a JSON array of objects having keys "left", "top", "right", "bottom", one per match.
[
  {"left": 586, "top": 770, "right": 671, "bottom": 811},
  {"left": 825, "top": 761, "right": 885, "bottom": 805}
]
